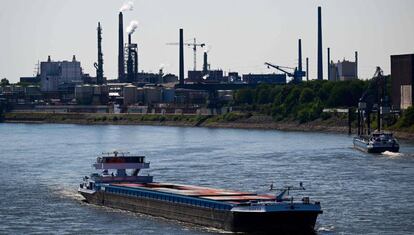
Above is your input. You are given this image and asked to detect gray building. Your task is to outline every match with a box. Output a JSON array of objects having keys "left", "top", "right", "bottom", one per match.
[
  {"left": 329, "top": 59, "right": 357, "bottom": 81},
  {"left": 242, "top": 73, "right": 286, "bottom": 84},
  {"left": 40, "top": 55, "right": 83, "bottom": 92},
  {"left": 391, "top": 54, "right": 414, "bottom": 109}
]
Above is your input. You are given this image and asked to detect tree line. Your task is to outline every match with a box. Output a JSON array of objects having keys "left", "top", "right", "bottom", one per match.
[{"left": 233, "top": 80, "right": 370, "bottom": 123}]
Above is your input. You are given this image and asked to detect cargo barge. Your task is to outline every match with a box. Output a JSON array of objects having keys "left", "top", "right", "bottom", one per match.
[
  {"left": 78, "top": 151, "right": 322, "bottom": 233},
  {"left": 353, "top": 131, "right": 399, "bottom": 153}
]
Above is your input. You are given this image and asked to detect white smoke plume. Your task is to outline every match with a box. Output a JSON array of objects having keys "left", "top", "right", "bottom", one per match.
[
  {"left": 119, "top": 1, "right": 134, "bottom": 12},
  {"left": 204, "top": 45, "right": 212, "bottom": 53},
  {"left": 126, "top": 20, "right": 139, "bottom": 35}
]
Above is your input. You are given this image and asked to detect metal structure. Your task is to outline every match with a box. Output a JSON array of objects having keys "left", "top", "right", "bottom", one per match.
[
  {"left": 306, "top": 57, "right": 309, "bottom": 81},
  {"left": 327, "top": 47, "right": 331, "bottom": 81},
  {"left": 179, "top": 29, "right": 184, "bottom": 85},
  {"left": 126, "top": 34, "right": 138, "bottom": 83},
  {"left": 317, "top": 6, "right": 323, "bottom": 80},
  {"left": 168, "top": 37, "right": 205, "bottom": 71},
  {"left": 357, "top": 67, "right": 389, "bottom": 135},
  {"left": 264, "top": 63, "right": 305, "bottom": 83},
  {"left": 94, "top": 22, "right": 104, "bottom": 85},
  {"left": 118, "top": 12, "right": 125, "bottom": 81}
]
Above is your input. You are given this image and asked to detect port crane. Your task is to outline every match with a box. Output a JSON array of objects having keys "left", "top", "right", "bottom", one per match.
[
  {"left": 167, "top": 38, "right": 205, "bottom": 71},
  {"left": 357, "top": 66, "right": 389, "bottom": 135},
  {"left": 264, "top": 62, "right": 305, "bottom": 83}
]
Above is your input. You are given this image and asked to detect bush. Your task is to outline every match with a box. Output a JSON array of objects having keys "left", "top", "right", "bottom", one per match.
[{"left": 299, "top": 88, "right": 315, "bottom": 103}]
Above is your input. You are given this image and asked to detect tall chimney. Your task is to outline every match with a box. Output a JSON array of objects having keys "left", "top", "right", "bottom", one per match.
[
  {"left": 327, "top": 47, "right": 331, "bottom": 81},
  {"left": 127, "top": 34, "right": 133, "bottom": 83},
  {"left": 96, "top": 22, "right": 104, "bottom": 85},
  {"left": 179, "top": 28, "right": 184, "bottom": 85},
  {"left": 118, "top": 12, "right": 125, "bottom": 82},
  {"left": 317, "top": 6, "right": 323, "bottom": 80},
  {"left": 203, "top": 52, "right": 208, "bottom": 75},
  {"left": 298, "top": 39, "right": 302, "bottom": 72},
  {"left": 306, "top": 57, "right": 309, "bottom": 81},
  {"left": 355, "top": 51, "right": 358, "bottom": 79},
  {"left": 134, "top": 48, "right": 138, "bottom": 77}
]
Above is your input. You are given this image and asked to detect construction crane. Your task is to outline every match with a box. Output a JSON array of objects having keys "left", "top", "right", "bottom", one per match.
[
  {"left": 264, "top": 62, "right": 305, "bottom": 83},
  {"left": 167, "top": 38, "right": 205, "bottom": 71}
]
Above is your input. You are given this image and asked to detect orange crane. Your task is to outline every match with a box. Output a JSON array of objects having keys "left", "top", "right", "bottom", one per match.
[{"left": 167, "top": 38, "right": 205, "bottom": 71}]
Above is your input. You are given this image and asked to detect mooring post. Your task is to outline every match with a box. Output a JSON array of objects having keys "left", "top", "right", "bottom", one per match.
[
  {"left": 357, "top": 109, "right": 361, "bottom": 136},
  {"left": 348, "top": 108, "right": 352, "bottom": 135}
]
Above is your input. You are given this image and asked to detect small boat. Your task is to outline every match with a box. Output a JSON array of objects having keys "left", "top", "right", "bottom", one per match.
[{"left": 353, "top": 131, "right": 399, "bottom": 153}]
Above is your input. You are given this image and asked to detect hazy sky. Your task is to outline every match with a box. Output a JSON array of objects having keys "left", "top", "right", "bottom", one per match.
[{"left": 1, "top": 0, "right": 413, "bottom": 83}]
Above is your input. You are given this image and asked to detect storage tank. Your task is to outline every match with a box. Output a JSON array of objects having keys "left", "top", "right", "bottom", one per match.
[
  {"left": 92, "top": 85, "right": 101, "bottom": 95},
  {"left": 144, "top": 87, "right": 162, "bottom": 104},
  {"left": 123, "top": 84, "right": 137, "bottom": 105},
  {"left": 12, "top": 85, "right": 24, "bottom": 93},
  {"left": 75, "top": 85, "right": 93, "bottom": 105},
  {"left": 162, "top": 88, "right": 175, "bottom": 103},
  {"left": 100, "top": 85, "right": 109, "bottom": 95},
  {"left": 25, "top": 85, "right": 41, "bottom": 96},
  {"left": 136, "top": 88, "right": 145, "bottom": 103}
]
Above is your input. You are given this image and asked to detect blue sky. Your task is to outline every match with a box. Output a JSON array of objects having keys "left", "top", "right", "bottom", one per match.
[{"left": 0, "top": 0, "right": 413, "bottom": 82}]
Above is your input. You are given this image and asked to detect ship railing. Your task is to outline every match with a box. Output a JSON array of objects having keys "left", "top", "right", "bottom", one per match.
[
  {"left": 93, "top": 162, "right": 150, "bottom": 170},
  {"left": 93, "top": 175, "right": 153, "bottom": 183}
]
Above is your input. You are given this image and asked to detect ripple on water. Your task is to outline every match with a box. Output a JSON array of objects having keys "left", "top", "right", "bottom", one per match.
[{"left": 0, "top": 123, "right": 414, "bottom": 234}]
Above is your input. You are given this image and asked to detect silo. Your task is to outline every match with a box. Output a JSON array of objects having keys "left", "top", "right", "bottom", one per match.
[
  {"left": 136, "top": 88, "right": 145, "bottom": 103},
  {"left": 75, "top": 85, "right": 93, "bottom": 105},
  {"left": 25, "top": 85, "right": 41, "bottom": 97},
  {"left": 123, "top": 84, "right": 137, "bottom": 105},
  {"left": 162, "top": 88, "right": 175, "bottom": 103},
  {"left": 144, "top": 87, "right": 162, "bottom": 104}
]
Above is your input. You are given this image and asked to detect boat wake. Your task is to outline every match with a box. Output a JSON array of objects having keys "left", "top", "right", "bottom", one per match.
[
  {"left": 382, "top": 151, "right": 404, "bottom": 157},
  {"left": 48, "top": 184, "right": 84, "bottom": 201},
  {"left": 317, "top": 225, "right": 335, "bottom": 232}
]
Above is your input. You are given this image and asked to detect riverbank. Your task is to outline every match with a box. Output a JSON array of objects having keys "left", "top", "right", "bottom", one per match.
[{"left": 2, "top": 112, "right": 414, "bottom": 140}]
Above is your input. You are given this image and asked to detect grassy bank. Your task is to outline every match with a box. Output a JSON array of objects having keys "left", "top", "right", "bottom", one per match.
[
  {"left": 3, "top": 111, "right": 413, "bottom": 140},
  {"left": 2, "top": 112, "right": 209, "bottom": 127}
]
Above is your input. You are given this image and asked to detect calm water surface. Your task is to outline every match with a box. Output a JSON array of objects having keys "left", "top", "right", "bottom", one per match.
[{"left": 0, "top": 123, "right": 414, "bottom": 235}]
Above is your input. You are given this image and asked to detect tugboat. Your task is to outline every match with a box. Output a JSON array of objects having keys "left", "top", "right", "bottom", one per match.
[
  {"left": 353, "top": 131, "right": 399, "bottom": 153},
  {"left": 79, "top": 151, "right": 323, "bottom": 233}
]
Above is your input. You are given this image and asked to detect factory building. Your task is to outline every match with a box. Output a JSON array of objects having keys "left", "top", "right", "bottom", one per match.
[
  {"left": 328, "top": 59, "right": 357, "bottom": 81},
  {"left": 242, "top": 73, "right": 286, "bottom": 84},
  {"left": 391, "top": 54, "right": 414, "bottom": 110},
  {"left": 20, "top": 76, "right": 40, "bottom": 84},
  {"left": 40, "top": 56, "right": 83, "bottom": 92}
]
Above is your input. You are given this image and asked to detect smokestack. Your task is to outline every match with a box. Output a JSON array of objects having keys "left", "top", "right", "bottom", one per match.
[
  {"left": 134, "top": 49, "right": 138, "bottom": 76},
  {"left": 327, "top": 47, "right": 330, "bottom": 81},
  {"left": 203, "top": 52, "right": 208, "bottom": 75},
  {"left": 355, "top": 51, "right": 358, "bottom": 79},
  {"left": 179, "top": 28, "right": 184, "bottom": 85},
  {"left": 298, "top": 39, "right": 302, "bottom": 72},
  {"left": 127, "top": 34, "right": 133, "bottom": 83},
  {"left": 306, "top": 57, "right": 309, "bottom": 81},
  {"left": 95, "top": 22, "right": 104, "bottom": 85},
  {"left": 118, "top": 12, "right": 125, "bottom": 82},
  {"left": 317, "top": 6, "right": 323, "bottom": 80}
]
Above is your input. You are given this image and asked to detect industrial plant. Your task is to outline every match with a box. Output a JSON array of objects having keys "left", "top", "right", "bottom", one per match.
[{"left": 1, "top": 4, "right": 413, "bottom": 115}]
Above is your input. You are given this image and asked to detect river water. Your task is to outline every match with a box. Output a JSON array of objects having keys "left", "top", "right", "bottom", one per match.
[{"left": 0, "top": 123, "right": 413, "bottom": 235}]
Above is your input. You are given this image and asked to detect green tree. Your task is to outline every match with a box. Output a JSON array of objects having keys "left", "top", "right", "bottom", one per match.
[
  {"left": 1, "top": 78, "right": 10, "bottom": 87},
  {"left": 235, "top": 89, "right": 254, "bottom": 105},
  {"left": 299, "top": 88, "right": 315, "bottom": 103}
]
